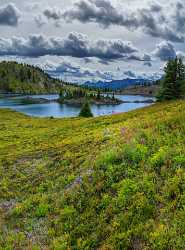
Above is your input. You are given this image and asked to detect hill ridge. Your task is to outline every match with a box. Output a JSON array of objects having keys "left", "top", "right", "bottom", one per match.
[{"left": 0, "top": 61, "right": 62, "bottom": 94}]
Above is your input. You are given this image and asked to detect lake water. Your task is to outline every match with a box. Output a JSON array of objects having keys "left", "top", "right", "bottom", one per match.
[{"left": 0, "top": 94, "right": 155, "bottom": 118}]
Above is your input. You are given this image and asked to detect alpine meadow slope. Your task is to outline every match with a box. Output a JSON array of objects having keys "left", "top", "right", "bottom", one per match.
[{"left": 0, "top": 100, "right": 185, "bottom": 249}]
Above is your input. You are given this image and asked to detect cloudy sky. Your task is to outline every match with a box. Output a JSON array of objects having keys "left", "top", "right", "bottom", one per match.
[{"left": 0, "top": 0, "right": 185, "bottom": 83}]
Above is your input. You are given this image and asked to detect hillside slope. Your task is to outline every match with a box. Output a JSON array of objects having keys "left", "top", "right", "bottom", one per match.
[
  {"left": 119, "top": 84, "right": 160, "bottom": 97},
  {"left": 0, "top": 101, "right": 185, "bottom": 249},
  {"left": 0, "top": 61, "right": 62, "bottom": 94}
]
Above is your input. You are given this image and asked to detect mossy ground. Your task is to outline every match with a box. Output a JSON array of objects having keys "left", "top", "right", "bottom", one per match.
[{"left": 0, "top": 101, "right": 185, "bottom": 249}]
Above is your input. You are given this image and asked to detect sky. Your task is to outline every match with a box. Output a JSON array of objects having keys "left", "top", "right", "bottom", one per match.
[{"left": 0, "top": 0, "right": 185, "bottom": 83}]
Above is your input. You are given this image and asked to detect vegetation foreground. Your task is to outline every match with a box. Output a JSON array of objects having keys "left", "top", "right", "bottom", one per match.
[{"left": 0, "top": 101, "right": 185, "bottom": 249}]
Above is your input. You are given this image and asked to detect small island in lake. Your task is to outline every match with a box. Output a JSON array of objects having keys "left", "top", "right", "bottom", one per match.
[
  {"left": 18, "top": 90, "right": 155, "bottom": 106},
  {"left": 58, "top": 88, "right": 123, "bottom": 105}
]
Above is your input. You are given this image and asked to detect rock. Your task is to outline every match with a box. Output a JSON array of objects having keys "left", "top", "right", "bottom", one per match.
[
  {"left": 65, "top": 169, "right": 94, "bottom": 191},
  {"left": 0, "top": 199, "right": 16, "bottom": 212},
  {"left": 65, "top": 176, "right": 83, "bottom": 190}
]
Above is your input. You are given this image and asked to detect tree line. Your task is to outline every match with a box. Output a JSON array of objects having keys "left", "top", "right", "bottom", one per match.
[
  {"left": 59, "top": 88, "right": 115, "bottom": 101},
  {"left": 157, "top": 57, "right": 185, "bottom": 101}
]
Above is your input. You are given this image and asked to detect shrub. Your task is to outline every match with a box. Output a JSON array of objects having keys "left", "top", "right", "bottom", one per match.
[
  {"left": 35, "top": 203, "right": 49, "bottom": 218},
  {"left": 150, "top": 147, "right": 168, "bottom": 170}
]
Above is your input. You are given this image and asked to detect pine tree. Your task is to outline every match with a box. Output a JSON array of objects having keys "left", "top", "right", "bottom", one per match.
[
  {"left": 157, "top": 57, "right": 185, "bottom": 101},
  {"left": 79, "top": 100, "right": 93, "bottom": 118},
  {"left": 176, "top": 58, "right": 185, "bottom": 97},
  {"left": 59, "top": 89, "right": 64, "bottom": 98},
  {"left": 97, "top": 90, "right": 101, "bottom": 99}
]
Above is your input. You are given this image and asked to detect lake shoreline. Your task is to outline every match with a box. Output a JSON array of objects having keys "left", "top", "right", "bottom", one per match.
[
  {"left": 0, "top": 94, "right": 155, "bottom": 118},
  {"left": 115, "top": 85, "right": 160, "bottom": 97},
  {"left": 0, "top": 94, "right": 155, "bottom": 104},
  {"left": 18, "top": 96, "right": 155, "bottom": 105}
]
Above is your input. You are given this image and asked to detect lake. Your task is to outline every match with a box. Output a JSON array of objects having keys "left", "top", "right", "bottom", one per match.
[{"left": 0, "top": 94, "right": 155, "bottom": 118}]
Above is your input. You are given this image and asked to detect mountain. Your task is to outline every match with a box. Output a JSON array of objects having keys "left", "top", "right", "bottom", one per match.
[
  {"left": 83, "top": 78, "right": 153, "bottom": 90},
  {"left": 0, "top": 61, "right": 62, "bottom": 94}
]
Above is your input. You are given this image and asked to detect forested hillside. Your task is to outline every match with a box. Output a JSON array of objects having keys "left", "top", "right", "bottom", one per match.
[{"left": 0, "top": 61, "right": 62, "bottom": 94}]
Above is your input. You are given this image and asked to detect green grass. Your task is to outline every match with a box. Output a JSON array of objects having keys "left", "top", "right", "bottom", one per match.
[{"left": 0, "top": 101, "right": 185, "bottom": 249}]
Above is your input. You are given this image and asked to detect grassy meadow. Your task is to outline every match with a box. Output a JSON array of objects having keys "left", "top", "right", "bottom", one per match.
[{"left": 0, "top": 100, "right": 185, "bottom": 249}]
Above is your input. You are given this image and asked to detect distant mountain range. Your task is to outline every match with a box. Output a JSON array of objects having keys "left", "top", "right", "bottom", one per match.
[{"left": 83, "top": 78, "right": 153, "bottom": 90}]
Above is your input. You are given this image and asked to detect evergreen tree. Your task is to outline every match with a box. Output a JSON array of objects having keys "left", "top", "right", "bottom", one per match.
[
  {"left": 157, "top": 57, "right": 185, "bottom": 101},
  {"left": 27, "top": 69, "right": 32, "bottom": 80},
  {"left": 20, "top": 68, "right": 25, "bottom": 82},
  {"left": 59, "top": 89, "right": 64, "bottom": 98},
  {"left": 97, "top": 90, "right": 101, "bottom": 99},
  {"left": 79, "top": 100, "right": 93, "bottom": 118}
]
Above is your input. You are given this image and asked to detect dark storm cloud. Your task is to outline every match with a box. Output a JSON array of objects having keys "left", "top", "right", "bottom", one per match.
[
  {"left": 173, "top": 1, "right": 185, "bottom": 33},
  {"left": 153, "top": 41, "right": 176, "bottom": 61},
  {"left": 0, "top": 3, "right": 21, "bottom": 26},
  {"left": 43, "top": 7, "right": 62, "bottom": 20},
  {"left": 137, "top": 7, "right": 184, "bottom": 43},
  {"left": 149, "top": 2, "right": 162, "bottom": 12},
  {"left": 62, "top": 0, "right": 184, "bottom": 43},
  {"left": 62, "top": 0, "right": 138, "bottom": 29},
  {"left": 0, "top": 32, "right": 139, "bottom": 60}
]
